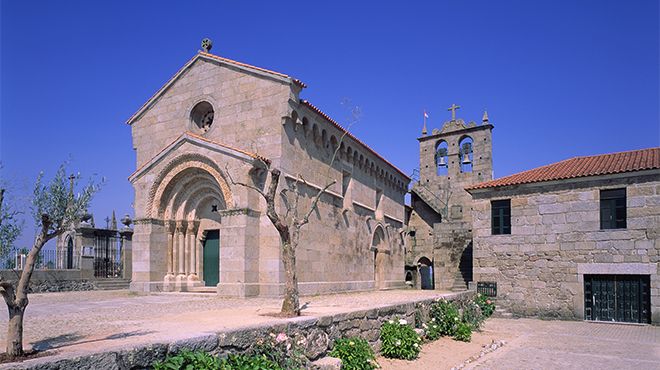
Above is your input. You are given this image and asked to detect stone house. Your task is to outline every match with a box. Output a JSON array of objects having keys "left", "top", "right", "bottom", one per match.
[
  {"left": 406, "top": 107, "right": 493, "bottom": 291},
  {"left": 466, "top": 147, "right": 660, "bottom": 324},
  {"left": 126, "top": 48, "right": 410, "bottom": 296}
]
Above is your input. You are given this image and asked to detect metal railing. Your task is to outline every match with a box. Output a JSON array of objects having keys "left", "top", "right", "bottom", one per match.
[{"left": 1, "top": 249, "right": 61, "bottom": 270}]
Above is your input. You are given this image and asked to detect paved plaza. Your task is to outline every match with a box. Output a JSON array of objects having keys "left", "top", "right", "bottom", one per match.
[{"left": 0, "top": 290, "right": 658, "bottom": 369}]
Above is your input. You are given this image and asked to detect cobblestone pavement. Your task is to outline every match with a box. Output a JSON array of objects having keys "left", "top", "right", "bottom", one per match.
[
  {"left": 0, "top": 289, "right": 449, "bottom": 356},
  {"left": 468, "top": 318, "right": 660, "bottom": 370}
]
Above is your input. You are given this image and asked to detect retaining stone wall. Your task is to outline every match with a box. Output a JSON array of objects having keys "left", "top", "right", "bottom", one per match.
[{"left": 5, "top": 291, "right": 472, "bottom": 369}]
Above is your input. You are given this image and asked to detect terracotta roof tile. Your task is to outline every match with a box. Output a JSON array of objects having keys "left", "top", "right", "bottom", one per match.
[
  {"left": 467, "top": 147, "right": 660, "bottom": 191},
  {"left": 300, "top": 100, "right": 410, "bottom": 180}
]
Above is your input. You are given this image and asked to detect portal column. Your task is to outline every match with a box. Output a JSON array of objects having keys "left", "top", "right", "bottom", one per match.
[
  {"left": 176, "top": 221, "right": 186, "bottom": 278},
  {"left": 164, "top": 221, "right": 175, "bottom": 287},
  {"left": 187, "top": 220, "right": 199, "bottom": 281}
]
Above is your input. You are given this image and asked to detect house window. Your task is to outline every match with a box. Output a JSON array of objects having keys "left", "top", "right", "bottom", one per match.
[
  {"left": 600, "top": 188, "right": 626, "bottom": 229},
  {"left": 491, "top": 199, "right": 511, "bottom": 235}
]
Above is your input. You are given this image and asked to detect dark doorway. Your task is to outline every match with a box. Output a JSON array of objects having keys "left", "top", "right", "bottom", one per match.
[
  {"left": 203, "top": 230, "right": 220, "bottom": 287},
  {"left": 584, "top": 274, "right": 650, "bottom": 324},
  {"left": 458, "top": 242, "right": 473, "bottom": 283},
  {"left": 66, "top": 238, "right": 74, "bottom": 269},
  {"left": 418, "top": 257, "right": 434, "bottom": 290}
]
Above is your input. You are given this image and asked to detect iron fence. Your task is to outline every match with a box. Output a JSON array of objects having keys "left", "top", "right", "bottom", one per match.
[{"left": 1, "top": 249, "right": 60, "bottom": 270}]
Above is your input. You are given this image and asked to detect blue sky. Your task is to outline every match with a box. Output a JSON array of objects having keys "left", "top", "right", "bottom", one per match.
[{"left": 1, "top": 0, "right": 658, "bottom": 248}]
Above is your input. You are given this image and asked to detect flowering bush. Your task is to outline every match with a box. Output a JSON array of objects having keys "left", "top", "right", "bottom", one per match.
[
  {"left": 430, "top": 299, "right": 460, "bottom": 336},
  {"left": 457, "top": 299, "right": 485, "bottom": 330},
  {"left": 475, "top": 293, "right": 496, "bottom": 317},
  {"left": 421, "top": 317, "right": 442, "bottom": 341},
  {"left": 330, "top": 337, "right": 378, "bottom": 370},
  {"left": 453, "top": 321, "right": 472, "bottom": 342},
  {"left": 249, "top": 332, "right": 307, "bottom": 369},
  {"left": 380, "top": 318, "right": 421, "bottom": 360}
]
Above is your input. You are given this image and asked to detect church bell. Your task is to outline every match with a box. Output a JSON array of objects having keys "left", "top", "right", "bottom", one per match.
[
  {"left": 438, "top": 156, "right": 447, "bottom": 167},
  {"left": 462, "top": 151, "right": 472, "bottom": 165}
]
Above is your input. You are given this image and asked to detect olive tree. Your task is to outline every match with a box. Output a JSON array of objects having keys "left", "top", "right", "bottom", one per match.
[
  {"left": 228, "top": 102, "right": 360, "bottom": 316},
  {"left": 0, "top": 165, "right": 99, "bottom": 357}
]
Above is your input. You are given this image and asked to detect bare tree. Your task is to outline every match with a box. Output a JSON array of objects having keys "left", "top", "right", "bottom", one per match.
[
  {"left": 227, "top": 102, "right": 360, "bottom": 316},
  {"left": 0, "top": 165, "right": 99, "bottom": 357}
]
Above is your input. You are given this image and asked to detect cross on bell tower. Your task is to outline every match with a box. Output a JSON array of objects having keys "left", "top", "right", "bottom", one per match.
[{"left": 447, "top": 103, "right": 460, "bottom": 121}]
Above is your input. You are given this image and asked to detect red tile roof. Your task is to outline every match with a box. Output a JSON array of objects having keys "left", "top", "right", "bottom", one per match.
[
  {"left": 300, "top": 100, "right": 410, "bottom": 180},
  {"left": 467, "top": 147, "right": 660, "bottom": 191}
]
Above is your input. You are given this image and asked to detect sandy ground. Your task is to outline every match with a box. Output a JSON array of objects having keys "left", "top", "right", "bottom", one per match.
[
  {"left": 0, "top": 289, "right": 452, "bottom": 357},
  {"left": 378, "top": 319, "right": 512, "bottom": 370},
  {"left": 379, "top": 318, "right": 660, "bottom": 370}
]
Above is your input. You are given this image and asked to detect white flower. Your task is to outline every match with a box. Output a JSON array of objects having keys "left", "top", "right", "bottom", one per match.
[
  {"left": 413, "top": 343, "right": 419, "bottom": 348},
  {"left": 276, "top": 333, "right": 288, "bottom": 343},
  {"left": 433, "top": 325, "right": 438, "bottom": 328},
  {"left": 454, "top": 317, "right": 459, "bottom": 321},
  {"left": 422, "top": 323, "right": 428, "bottom": 329},
  {"left": 395, "top": 340, "right": 401, "bottom": 346},
  {"left": 399, "top": 319, "right": 407, "bottom": 325},
  {"left": 388, "top": 320, "right": 394, "bottom": 324},
  {"left": 349, "top": 341, "right": 355, "bottom": 346},
  {"left": 431, "top": 318, "right": 436, "bottom": 322}
]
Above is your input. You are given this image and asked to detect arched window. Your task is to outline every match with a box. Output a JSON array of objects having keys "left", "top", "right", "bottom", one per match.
[
  {"left": 435, "top": 140, "right": 448, "bottom": 176},
  {"left": 302, "top": 117, "right": 309, "bottom": 137},
  {"left": 458, "top": 136, "right": 474, "bottom": 173}
]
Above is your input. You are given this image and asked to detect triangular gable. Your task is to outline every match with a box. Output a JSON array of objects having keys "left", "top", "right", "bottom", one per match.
[
  {"left": 128, "top": 132, "right": 268, "bottom": 183},
  {"left": 126, "top": 52, "right": 306, "bottom": 125}
]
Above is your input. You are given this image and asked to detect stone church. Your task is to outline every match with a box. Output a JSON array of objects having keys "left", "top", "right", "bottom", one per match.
[{"left": 126, "top": 45, "right": 409, "bottom": 296}]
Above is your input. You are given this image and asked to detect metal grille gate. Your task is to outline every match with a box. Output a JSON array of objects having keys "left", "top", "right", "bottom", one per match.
[
  {"left": 93, "top": 232, "right": 122, "bottom": 278},
  {"left": 584, "top": 274, "right": 650, "bottom": 324}
]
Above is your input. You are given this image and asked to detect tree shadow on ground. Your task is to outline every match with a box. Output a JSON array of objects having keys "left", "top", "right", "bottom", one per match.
[{"left": 31, "top": 330, "right": 155, "bottom": 351}]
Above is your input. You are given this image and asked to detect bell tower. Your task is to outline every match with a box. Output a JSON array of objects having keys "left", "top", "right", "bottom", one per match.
[{"left": 406, "top": 105, "right": 494, "bottom": 291}]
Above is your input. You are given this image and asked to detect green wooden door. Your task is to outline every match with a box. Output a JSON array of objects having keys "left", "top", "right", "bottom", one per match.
[
  {"left": 203, "top": 230, "right": 219, "bottom": 287},
  {"left": 584, "top": 274, "right": 650, "bottom": 324}
]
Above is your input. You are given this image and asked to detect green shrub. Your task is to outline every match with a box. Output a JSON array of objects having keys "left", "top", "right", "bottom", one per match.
[
  {"left": 380, "top": 318, "right": 421, "bottom": 360},
  {"left": 460, "top": 300, "right": 485, "bottom": 330},
  {"left": 430, "top": 299, "right": 460, "bottom": 336},
  {"left": 421, "top": 317, "right": 442, "bottom": 341},
  {"left": 453, "top": 322, "right": 472, "bottom": 342},
  {"left": 475, "top": 293, "right": 496, "bottom": 317},
  {"left": 153, "top": 350, "right": 219, "bottom": 370},
  {"left": 330, "top": 337, "right": 377, "bottom": 370},
  {"left": 218, "top": 353, "right": 282, "bottom": 370},
  {"left": 249, "top": 332, "right": 307, "bottom": 369}
]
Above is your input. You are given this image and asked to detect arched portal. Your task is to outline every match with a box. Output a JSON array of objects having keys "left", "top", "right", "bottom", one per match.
[
  {"left": 151, "top": 160, "right": 231, "bottom": 290},
  {"left": 66, "top": 237, "right": 74, "bottom": 269},
  {"left": 418, "top": 256, "right": 434, "bottom": 290},
  {"left": 372, "top": 226, "right": 387, "bottom": 290}
]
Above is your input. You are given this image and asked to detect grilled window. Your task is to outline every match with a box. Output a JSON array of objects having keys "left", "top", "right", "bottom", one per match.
[
  {"left": 491, "top": 199, "right": 511, "bottom": 235},
  {"left": 600, "top": 188, "right": 626, "bottom": 229}
]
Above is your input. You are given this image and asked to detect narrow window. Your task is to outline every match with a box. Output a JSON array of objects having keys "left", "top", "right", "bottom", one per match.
[
  {"left": 600, "top": 188, "right": 626, "bottom": 229},
  {"left": 491, "top": 199, "right": 511, "bottom": 235}
]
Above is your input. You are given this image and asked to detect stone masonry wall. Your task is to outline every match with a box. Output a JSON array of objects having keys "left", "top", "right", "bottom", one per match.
[
  {"left": 471, "top": 174, "right": 660, "bottom": 323},
  {"left": 8, "top": 292, "right": 472, "bottom": 369}
]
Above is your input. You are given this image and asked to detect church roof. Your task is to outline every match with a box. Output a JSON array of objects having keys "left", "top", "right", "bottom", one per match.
[
  {"left": 300, "top": 100, "right": 410, "bottom": 180},
  {"left": 467, "top": 147, "right": 660, "bottom": 191},
  {"left": 126, "top": 52, "right": 306, "bottom": 125}
]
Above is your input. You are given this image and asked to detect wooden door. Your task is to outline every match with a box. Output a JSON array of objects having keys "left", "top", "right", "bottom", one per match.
[{"left": 203, "top": 230, "right": 219, "bottom": 287}]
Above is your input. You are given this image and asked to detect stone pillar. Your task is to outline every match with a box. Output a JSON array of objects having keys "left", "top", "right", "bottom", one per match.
[
  {"left": 187, "top": 220, "right": 199, "bottom": 281},
  {"left": 196, "top": 235, "right": 203, "bottom": 282},
  {"left": 119, "top": 228, "right": 133, "bottom": 280},
  {"left": 176, "top": 221, "right": 186, "bottom": 278},
  {"left": 164, "top": 221, "right": 175, "bottom": 287}
]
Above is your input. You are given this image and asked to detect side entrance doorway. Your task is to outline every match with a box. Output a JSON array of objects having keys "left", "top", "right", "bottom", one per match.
[
  {"left": 418, "top": 257, "right": 434, "bottom": 290},
  {"left": 203, "top": 230, "right": 220, "bottom": 287},
  {"left": 584, "top": 274, "right": 651, "bottom": 324}
]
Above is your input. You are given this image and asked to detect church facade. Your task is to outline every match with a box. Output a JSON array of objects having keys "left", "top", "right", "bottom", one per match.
[{"left": 126, "top": 50, "right": 409, "bottom": 296}]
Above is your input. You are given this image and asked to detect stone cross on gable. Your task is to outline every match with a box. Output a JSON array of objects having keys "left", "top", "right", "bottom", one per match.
[{"left": 447, "top": 103, "right": 460, "bottom": 121}]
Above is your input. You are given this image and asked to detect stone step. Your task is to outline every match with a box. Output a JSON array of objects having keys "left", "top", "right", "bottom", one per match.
[{"left": 93, "top": 279, "right": 131, "bottom": 290}]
